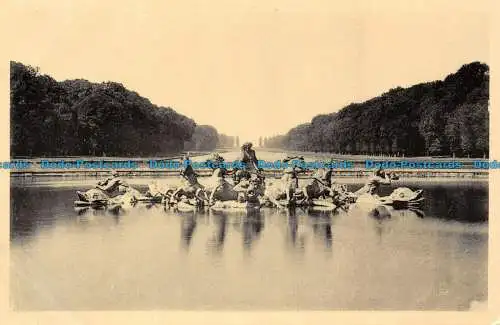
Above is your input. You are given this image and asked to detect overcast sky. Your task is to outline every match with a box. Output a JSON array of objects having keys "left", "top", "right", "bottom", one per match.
[{"left": 6, "top": 0, "right": 490, "bottom": 144}]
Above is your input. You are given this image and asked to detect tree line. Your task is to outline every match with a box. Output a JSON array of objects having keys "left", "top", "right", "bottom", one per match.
[
  {"left": 10, "top": 62, "right": 236, "bottom": 157},
  {"left": 184, "top": 126, "right": 237, "bottom": 151},
  {"left": 262, "top": 62, "right": 489, "bottom": 157}
]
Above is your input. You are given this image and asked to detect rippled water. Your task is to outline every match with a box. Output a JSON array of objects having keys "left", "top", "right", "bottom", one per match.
[{"left": 10, "top": 178, "right": 488, "bottom": 310}]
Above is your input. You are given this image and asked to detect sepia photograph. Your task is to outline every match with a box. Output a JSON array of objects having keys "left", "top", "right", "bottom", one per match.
[{"left": 3, "top": 0, "right": 497, "bottom": 323}]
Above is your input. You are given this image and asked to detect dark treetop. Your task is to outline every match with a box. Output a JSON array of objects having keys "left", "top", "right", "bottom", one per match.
[
  {"left": 10, "top": 62, "right": 236, "bottom": 158},
  {"left": 263, "top": 62, "right": 489, "bottom": 158}
]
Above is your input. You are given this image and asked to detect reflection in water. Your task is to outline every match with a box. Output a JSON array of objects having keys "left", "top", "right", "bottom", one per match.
[
  {"left": 368, "top": 208, "right": 426, "bottom": 244},
  {"left": 410, "top": 208, "right": 425, "bottom": 219},
  {"left": 10, "top": 187, "right": 56, "bottom": 241},
  {"left": 181, "top": 213, "right": 197, "bottom": 251},
  {"left": 73, "top": 206, "right": 122, "bottom": 228},
  {"left": 286, "top": 208, "right": 307, "bottom": 252},
  {"left": 404, "top": 182, "right": 486, "bottom": 222},
  {"left": 242, "top": 210, "right": 264, "bottom": 251},
  {"left": 308, "top": 209, "right": 334, "bottom": 249},
  {"left": 186, "top": 209, "right": 267, "bottom": 254},
  {"left": 75, "top": 207, "right": 89, "bottom": 216},
  {"left": 373, "top": 220, "right": 384, "bottom": 243},
  {"left": 207, "top": 213, "right": 227, "bottom": 254},
  {"left": 214, "top": 210, "right": 265, "bottom": 252}
]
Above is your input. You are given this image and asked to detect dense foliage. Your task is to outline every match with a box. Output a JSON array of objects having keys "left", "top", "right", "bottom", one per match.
[
  {"left": 263, "top": 62, "right": 489, "bottom": 157},
  {"left": 10, "top": 62, "right": 235, "bottom": 157},
  {"left": 217, "top": 133, "right": 237, "bottom": 148},
  {"left": 184, "top": 125, "right": 218, "bottom": 151}
]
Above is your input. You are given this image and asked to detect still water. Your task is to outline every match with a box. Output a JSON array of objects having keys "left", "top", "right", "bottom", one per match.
[{"left": 10, "top": 178, "right": 488, "bottom": 310}]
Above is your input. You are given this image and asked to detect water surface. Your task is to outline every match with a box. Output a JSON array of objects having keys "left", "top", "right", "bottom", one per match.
[{"left": 10, "top": 179, "right": 488, "bottom": 310}]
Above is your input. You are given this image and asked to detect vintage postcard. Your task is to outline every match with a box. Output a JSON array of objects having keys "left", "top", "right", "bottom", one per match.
[{"left": 1, "top": 0, "right": 498, "bottom": 324}]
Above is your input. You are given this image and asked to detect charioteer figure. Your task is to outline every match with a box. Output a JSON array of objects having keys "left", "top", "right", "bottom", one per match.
[{"left": 234, "top": 142, "right": 262, "bottom": 184}]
